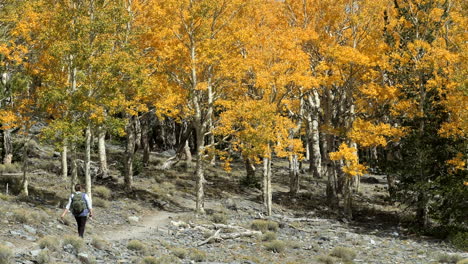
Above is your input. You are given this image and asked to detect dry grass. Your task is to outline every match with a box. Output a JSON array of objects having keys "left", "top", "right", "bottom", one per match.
[
  {"left": 188, "top": 248, "right": 207, "bottom": 262},
  {"left": 330, "top": 247, "right": 357, "bottom": 262},
  {"left": 91, "top": 236, "right": 108, "bottom": 250},
  {"left": 127, "top": 240, "right": 147, "bottom": 255},
  {"left": 436, "top": 253, "right": 463, "bottom": 263},
  {"left": 0, "top": 245, "right": 13, "bottom": 264},
  {"left": 171, "top": 247, "right": 188, "bottom": 259},
  {"left": 210, "top": 213, "right": 228, "bottom": 224},
  {"left": 264, "top": 240, "right": 286, "bottom": 253},
  {"left": 93, "top": 197, "right": 110, "bottom": 208},
  {"left": 38, "top": 236, "right": 60, "bottom": 251},
  {"left": 251, "top": 219, "right": 279, "bottom": 233},
  {"left": 62, "top": 235, "right": 85, "bottom": 252},
  {"left": 261, "top": 231, "right": 277, "bottom": 241},
  {"left": 94, "top": 186, "right": 112, "bottom": 200}
]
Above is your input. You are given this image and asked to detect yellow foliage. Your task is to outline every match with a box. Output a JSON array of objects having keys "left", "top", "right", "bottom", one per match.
[
  {"left": 446, "top": 153, "right": 466, "bottom": 174},
  {"left": 329, "top": 143, "right": 367, "bottom": 177},
  {"left": 348, "top": 118, "right": 406, "bottom": 148},
  {"left": 0, "top": 110, "right": 18, "bottom": 130}
]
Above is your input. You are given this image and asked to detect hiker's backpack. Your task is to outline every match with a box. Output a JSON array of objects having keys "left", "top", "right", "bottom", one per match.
[{"left": 70, "top": 193, "right": 86, "bottom": 216}]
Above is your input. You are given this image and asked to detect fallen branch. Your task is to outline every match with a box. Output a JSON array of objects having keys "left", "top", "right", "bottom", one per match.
[{"left": 197, "top": 229, "right": 261, "bottom": 246}]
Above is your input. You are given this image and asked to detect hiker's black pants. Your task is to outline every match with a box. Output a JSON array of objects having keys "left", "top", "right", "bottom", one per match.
[{"left": 74, "top": 216, "right": 88, "bottom": 238}]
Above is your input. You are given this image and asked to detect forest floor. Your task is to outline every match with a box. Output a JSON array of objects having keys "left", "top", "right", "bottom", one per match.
[{"left": 0, "top": 142, "right": 467, "bottom": 264}]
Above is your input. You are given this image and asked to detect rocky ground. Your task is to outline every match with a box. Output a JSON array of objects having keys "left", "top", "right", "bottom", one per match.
[{"left": 0, "top": 153, "right": 467, "bottom": 264}]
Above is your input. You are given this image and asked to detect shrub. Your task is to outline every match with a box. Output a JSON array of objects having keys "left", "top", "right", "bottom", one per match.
[
  {"left": 289, "top": 241, "right": 302, "bottom": 249},
  {"left": 437, "top": 253, "right": 463, "bottom": 263},
  {"left": 0, "top": 245, "right": 13, "bottom": 264},
  {"left": 0, "top": 194, "right": 11, "bottom": 201},
  {"left": 91, "top": 236, "right": 107, "bottom": 250},
  {"left": 261, "top": 232, "right": 277, "bottom": 242},
  {"left": 210, "top": 213, "right": 228, "bottom": 224},
  {"left": 264, "top": 240, "right": 286, "bottom": 253},
  {"left": 36, "top": 250, "right": 50, "bottom": 264},
  {"left": 450, "top": 231, "right": 468, "bottom": 251},
  {"left": 93, "top": 197, "right": 109, "bottom": 208},
  {"left": 93, "top": 186, "right": 111, "bottom": 200},
  {"left": 330, "top": 247, "right": 357, "bottom": 262},
  {"left": 171, "top": 248, "right": 188, "bottom": 259},
  {"left": 0, "top": 163, "right": 21, "bottom": 173},
  {"left": 316, "top": 255, "right": 337, "bottom": 264},
  {"left": 251, "top": 220, "right": 279, "bottom": 233},
  {"left": 127, "top": 240, "right": 147, "bottom": 254},
  {"left": 12, "top": 208, "right": 32, "bottom": 224},
  {"left": 142, "top": 255, "right": 181, "bottom": 264},
  {"left": 140, "top": 257, "right": 158, "bottom": 264},
  {"left": 189, "top": 248, "right": 207, "bottom": 262},
  {"left": 62, "top": 235, "right": 85, "bottom": 252},
  {"left": 38, "top": 236, "right": 60, "bottom": 251}
]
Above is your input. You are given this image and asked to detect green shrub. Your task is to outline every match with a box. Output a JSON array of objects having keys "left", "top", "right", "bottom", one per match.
[
  {"left": 316, "top": 255, "right": 337, "bottom": 264},
  {"left": 127, "top": 240, "right": 147, "bottom": 254},
  {"left": 0, "top": 245, "right": 13, "bottom": 264},
  {"left": 36, "top": 250, "right": 50, "bottom": 264},
  {"left": 251, "top": 220, "right": 279, "bottom": 233},
  {"left": 171, "top": 247, "right": 188, "bottom": 259},
  {"left": 210, "top": 213, "right": 228, "bottom": 224},
  {"left": 264, "top": 240, "right": 286, "bottom": 253},
  {"left": 91, "top": 236, "right": 108, "bottom": 250},
  {"left": 189, "top": 248, "right": 207, "bottom": 262},
  {"left": 94, "top": 186, "right": 111, "bottom": 200},
  {"left": 437, "top": 253, "right": 463, "bottom": 263},
  {"left": 330, "top": 247, "right": 357, "bottom": 262},
  {"left": 261, "top": 231, "right": 277, "bottom": 242},
  {"left": 38, "top": 236, "right": 60, "bottom": 251},
  {"left": 0, "top": 194, "right": 11, "bottom": 201},
  {"left": 450, "top": 231, "right": 468, "bottom": 251},
  {"left": 62, "top": 235, "right": 85, "bottom": 252},
  {"left": 93, "top": 197, "right": 109, "bottom": 208}
]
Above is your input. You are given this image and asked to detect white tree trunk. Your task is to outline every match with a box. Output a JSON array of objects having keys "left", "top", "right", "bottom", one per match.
[
  {"left": 85, "top": 125, "right": 92, "bottom": 201},
  {"left": 195, "top": 125, "right": 205, "bottom": 214},
  {"left": 61, "top": 142, "right": 68, "bottom": 180},
  {"left": 70, "top": 148, "right": 78, "bottom": 194},
  {"left": 307, "top": 92, "right": 321, "bottom": 178},
  {"left": 2, "top": 129, "right": 13, "bottom": 164},
  {"left": 289, "top": 154, "right": 300, "bottom": 196},
  {"left": 98, "top": 126, "right": 108, "bottom": 178},
  {"left": 124, "top": 117, "right": 136, "bottom": 190},
  {"left": 263, "top": 155, "right": 272, "bottom": 216}
]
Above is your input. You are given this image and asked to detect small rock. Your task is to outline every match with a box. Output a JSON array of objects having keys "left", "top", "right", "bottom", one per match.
[
  {"left": 127, "top": 216, "right": 139, "bottom": 223},
  {"left": 23, "top": 225, "right": 37, "bottom": 234},
  {"left": 78, "top": 252, "right": 90, "bottom": 263},
  {"left": 63, "top": 244, "right": 75, "bottom": 254},
  {"left": 10, "top": 230, "right": 21, "bottom": 236},
  {"left": 1, "top": 241, "right": 15, "bottom": 248},
  {"left": 25, "top": 235, "right": 37, "bottom": 241},
  {"left": 30, "top": 249, "right": 42, "bottom": 257}
]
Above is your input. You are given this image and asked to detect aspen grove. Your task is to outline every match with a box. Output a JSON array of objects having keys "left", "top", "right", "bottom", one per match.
[{"left": 0, "top": 0, "right": 466, "bottom": 227}]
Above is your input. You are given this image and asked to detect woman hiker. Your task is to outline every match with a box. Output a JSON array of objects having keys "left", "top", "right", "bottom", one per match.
[{"left": 60, "top": 184, "right": 94, "bottom": 238}]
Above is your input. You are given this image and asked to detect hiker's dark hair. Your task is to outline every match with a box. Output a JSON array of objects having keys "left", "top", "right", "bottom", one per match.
[{"left": 74, "top": 184, "right": 82, "bottom": 192}]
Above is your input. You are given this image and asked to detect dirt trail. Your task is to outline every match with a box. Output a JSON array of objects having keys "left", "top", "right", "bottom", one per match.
[
  {"left": 98, "top": 196, "right": 219, "bottom": 242},
  {"left": 99, "top": 210, "right": 180, "bottom": 241}
]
